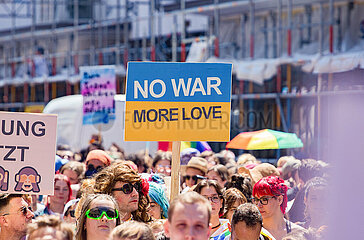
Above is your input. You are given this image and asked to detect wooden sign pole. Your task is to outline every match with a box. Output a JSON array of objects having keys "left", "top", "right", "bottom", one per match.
[{"left": 171, "top": 141, "right": 181, "bottom": 201}]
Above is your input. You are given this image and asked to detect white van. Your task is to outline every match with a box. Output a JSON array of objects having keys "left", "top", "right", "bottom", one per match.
[{"left": 43, "top": 94, "right": 158, "bottom": 154}]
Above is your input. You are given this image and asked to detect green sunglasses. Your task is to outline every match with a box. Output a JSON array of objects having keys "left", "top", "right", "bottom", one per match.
[{"left": 85, "top": 207, "right": 119, "bottom": 220}]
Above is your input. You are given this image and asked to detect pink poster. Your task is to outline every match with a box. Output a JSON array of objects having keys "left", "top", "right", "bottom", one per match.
[{"left": 80, "top": 65, "right": 116, "bottom": 125}]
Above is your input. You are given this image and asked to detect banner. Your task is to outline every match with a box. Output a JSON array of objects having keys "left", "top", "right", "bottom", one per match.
[
  {"left": 80, "top": 65, "right": 116, "bottom": 125},
  {"left": 125, "top": 62, "right": 232, "bottom": 141},
  {"left": 0, "top": 112, "right": 57, "bottom": 195}
]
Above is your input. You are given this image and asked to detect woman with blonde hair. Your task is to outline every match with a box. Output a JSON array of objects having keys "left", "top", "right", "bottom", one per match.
[{"left": 75, "top": 194, "right": 121, "bottom": 240}]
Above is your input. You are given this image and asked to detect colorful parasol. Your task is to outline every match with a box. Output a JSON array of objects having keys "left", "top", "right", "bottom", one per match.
[{"left": 226, "top": 129, "right": 303, "bottom": 150}]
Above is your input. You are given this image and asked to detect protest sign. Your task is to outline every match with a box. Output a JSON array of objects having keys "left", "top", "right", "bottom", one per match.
[
  {"left": 124, "top": 62, "right": 232, "bottom": 141},
  {"left": 125, "top": 62, "right": 232, "bottom": 200},
  {"left": 0, "top": 112, "right": 57, "bottom": 195},
  {"left": 80, "top": 65, "right": 116, "bottom": 125}
]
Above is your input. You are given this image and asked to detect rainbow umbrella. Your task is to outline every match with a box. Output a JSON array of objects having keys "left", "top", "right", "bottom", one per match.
[{"left": 226, "top": 129, "right": 303, "bottom": 150}]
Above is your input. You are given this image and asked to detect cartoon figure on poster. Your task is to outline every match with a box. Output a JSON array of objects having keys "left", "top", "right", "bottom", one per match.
[
  {"left": 14, "top": 167, "right": 41, "bottom": 193},
  {"left": 0, "top": 166, "right": 9, "bottom": 191}
]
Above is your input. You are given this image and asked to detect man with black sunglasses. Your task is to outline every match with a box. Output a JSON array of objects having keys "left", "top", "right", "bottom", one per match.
[
  {"left": 93, "top": 162, "right": 152, "bottom": 223},
  {"left": 182, "top": 157, "right": 208, "bottom": 193},
  {"left": 0, "top": 194, "right": 34, "bottom": 240}
]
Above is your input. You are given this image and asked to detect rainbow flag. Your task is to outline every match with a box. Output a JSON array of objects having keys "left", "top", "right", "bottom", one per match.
[
  {"left": 181, "top": 141, "right": 212, "bottom": 153},
  {"left": 158, "top": 141, "right": 212, "bottom": 152}
]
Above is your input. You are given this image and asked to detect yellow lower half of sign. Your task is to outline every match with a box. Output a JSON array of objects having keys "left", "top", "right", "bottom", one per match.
[{"left": 125, "top": 101, "right": 231, "bottom": 141}]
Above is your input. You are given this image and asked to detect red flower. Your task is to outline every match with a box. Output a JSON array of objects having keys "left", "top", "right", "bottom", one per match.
[{"left": 141, "top": 178, "right": 149, "bottom": 196}]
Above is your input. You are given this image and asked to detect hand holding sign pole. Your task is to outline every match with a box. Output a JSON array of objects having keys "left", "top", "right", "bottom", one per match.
[{"left": 125, "top": 62, "right": 232, "bottom": 200}]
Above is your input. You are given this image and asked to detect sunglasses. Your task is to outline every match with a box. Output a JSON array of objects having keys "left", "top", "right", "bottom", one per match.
[
  {"left": 87, "top": 164, "right": 103, "bottom": 172},
  {"left": 85, "top": 207, "right": 119, "bottom": 220},
  {"left": 184, "top": 175, "right": 206, "bottom": 182},
  {"left": 65, "top": 209, "right": 75, "bottom": 218},
  {"left": 1, "top": 206, "right": 32, "bottom": 217},
  {"left": 111, "top": 182, "right": 141, "bottom": 194},
  {"left": 251, "top": 196, "right": 277, "bottom": 205}
]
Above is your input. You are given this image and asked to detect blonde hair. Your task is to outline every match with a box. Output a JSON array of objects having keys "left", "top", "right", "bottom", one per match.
[
  {"left": 110, "top": 221, "right": 155, "bottom": 240},
  {"left": 237, "top": 153, "right": 259, "bottom": 166},
  {"left": 277, "top": 156, "right": 297, "bottom": 168},
  {"left": 27, "top": 215, "right": 74, "bottom": 240},
  {"left": 169, "top": 191, "right": 211, "bottom": 224}
]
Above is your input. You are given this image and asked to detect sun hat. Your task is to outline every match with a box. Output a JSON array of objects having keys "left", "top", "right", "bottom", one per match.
[
  {"left": 85, "top": 149, "right": 113, "bottom": 166},
  {"left": 181, "top": 157, "right": 208, "bottom": 175}
]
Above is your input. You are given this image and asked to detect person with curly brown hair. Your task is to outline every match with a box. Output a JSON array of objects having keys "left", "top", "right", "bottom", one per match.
[{"left": 93, "top": 162, "right": 152, "bottom": 223}]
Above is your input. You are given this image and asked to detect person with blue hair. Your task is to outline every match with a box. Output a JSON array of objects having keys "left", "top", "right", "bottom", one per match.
[{"left": 148, "top": 181, "right": 169, "bottom": 219}]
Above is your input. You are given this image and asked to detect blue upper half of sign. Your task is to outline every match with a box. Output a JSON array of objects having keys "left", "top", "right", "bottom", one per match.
[{"left": 126, "top": 62, "right": 232, "bottom": 102}]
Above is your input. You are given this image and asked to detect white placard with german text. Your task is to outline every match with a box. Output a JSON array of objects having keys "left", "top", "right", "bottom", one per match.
[{"left": 0, "top": 112, "right": 57, "bottom": 195}]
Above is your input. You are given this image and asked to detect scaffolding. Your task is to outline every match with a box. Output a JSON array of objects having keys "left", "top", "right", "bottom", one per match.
[{"left": 0, "top": 0, "right": 364, "bottom": 159}]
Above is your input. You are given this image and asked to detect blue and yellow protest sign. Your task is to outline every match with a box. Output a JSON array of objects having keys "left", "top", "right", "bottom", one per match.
[
  {"left": 124, "top": 62, "right": 232, "bottom": 141},
  {"left": 80, "top": 65, "right": 116, "bottom": 125}
]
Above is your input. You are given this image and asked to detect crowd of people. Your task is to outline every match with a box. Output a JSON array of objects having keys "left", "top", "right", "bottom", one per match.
[{"left": 0, "top": 137, "right": 330, "bottom": 240}]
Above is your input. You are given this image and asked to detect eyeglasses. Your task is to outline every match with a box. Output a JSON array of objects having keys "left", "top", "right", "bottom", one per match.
[
  {"left": 85, "top": 207, "right": 119, "bottom": 220},
  {"left": 184, "top": 175, "right": 206, "bottom": 182},
  {"left": 112, "top": 182, "right": 141, "bottom": 194},
  {"left": 1, "top": 206, "right": 32, "bottom": 217},
  {"left": 251, "top": 196, "right": 277, "bottom": 205},
  {"left": 65, "top": 209, "right": 75, "bottom": 218},
  {"left": 156, "top": 165, "right": 171, "bottom": 173},
  {"left": 204, "top": 195, "right": 221, "bottom": 203}
]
